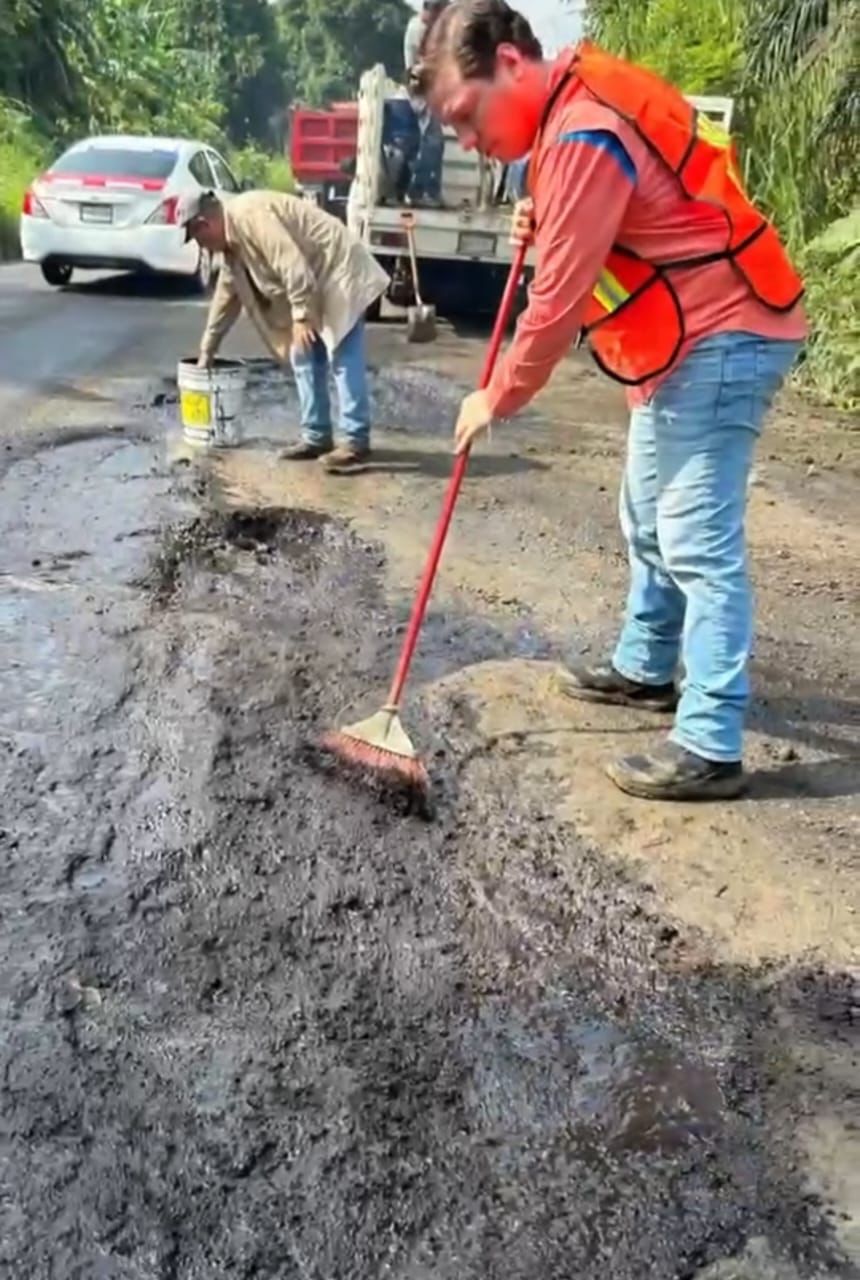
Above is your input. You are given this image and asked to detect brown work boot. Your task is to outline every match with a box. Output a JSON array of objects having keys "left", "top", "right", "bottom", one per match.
[
  {"left": 281, "top": 440, "right": 332, "bottom": 461},
  {"left": 553, "top": 662, "right": 678, "bottom": 713},
  {"left": 320, "top": 446, "right": 371, "bottom": 475},
  {"left": 606, "top": 740, "right": 746, "bottom": 801}
]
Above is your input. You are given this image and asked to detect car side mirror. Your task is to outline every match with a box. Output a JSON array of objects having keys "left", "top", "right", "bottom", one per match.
[{"left": 240, "top": 179, "right": 254, "bottom": 192}]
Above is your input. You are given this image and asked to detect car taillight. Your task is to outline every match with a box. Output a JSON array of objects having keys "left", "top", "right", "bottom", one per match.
[
  {"left": 145, "top": 196, "right": 179, "bottom": 225},
  {"left": 22, "top": 189, "right": 48, "bottom": 218}
]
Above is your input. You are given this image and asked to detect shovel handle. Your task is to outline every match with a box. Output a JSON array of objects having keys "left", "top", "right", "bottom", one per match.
[
  {"left": 386, "top": 240, "right": 529, "bottom": 709},
  {"left": 400, "top": 211, "right": 424, "bottom": 307}
]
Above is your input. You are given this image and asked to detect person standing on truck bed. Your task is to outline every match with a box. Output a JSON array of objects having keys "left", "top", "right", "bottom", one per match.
[
  {"left": 182, "top": 189, "right": 388, "bottom": 475},
  {"left": 405, "top": 0, "right": 448, "bottom": 205},
  {"left": 419, "top": 0, "right": 807, "bottom": 802}
]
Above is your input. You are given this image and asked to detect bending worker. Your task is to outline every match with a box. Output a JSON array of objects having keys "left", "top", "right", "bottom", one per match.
[
  {"left": 182, "top": 189, "right": 388, "bottom": 475},
  {"left": 419, "top": 0, "right": 806, "bottom": 801}
]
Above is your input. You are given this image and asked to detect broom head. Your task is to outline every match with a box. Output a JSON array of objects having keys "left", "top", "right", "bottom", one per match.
[{"left": 320, "top": 705, "right": 430, "bottom": 795}]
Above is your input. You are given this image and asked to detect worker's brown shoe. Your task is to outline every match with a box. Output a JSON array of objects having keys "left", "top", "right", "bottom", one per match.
[
  {"left": 281, "top": 440, "right": 332, "bottom": 461},
  {"left": 321, "top": 446, "right": 371, "bottom": 475},
  {"left": 553, "top": 662, "right": 678, "bottom": 712},
  {"left": 607, "top": 741, "right": 746, "bottom": 801}
]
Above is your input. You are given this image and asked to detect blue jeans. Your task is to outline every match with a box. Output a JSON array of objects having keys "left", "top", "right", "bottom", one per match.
[
  {"left": 612, "top": 332, "right": 801, "bottom": 762},
  {"left": 290, "top": 319, "right": 371, "bottom": 450},
  {"left": 506, "top": 157, "right": 530, "bottom": 202},
  {"left": 407, "top": 104, "right": 444, "bottom": 203}
]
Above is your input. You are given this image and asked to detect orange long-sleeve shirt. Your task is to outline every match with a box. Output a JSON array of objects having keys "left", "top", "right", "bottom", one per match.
[{"left": 485, "top": 58, "right": 807, "bottom": 420}]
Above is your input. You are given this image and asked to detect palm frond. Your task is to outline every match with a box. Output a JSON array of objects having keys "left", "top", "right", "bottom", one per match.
[{"left": 744, "top": 0, "right": 853, "bottom": 83}]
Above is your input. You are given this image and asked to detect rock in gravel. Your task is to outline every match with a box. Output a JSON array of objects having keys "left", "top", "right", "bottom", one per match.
[{"left": 694, "top": 1237, "right": 826, "bottom": 1279}]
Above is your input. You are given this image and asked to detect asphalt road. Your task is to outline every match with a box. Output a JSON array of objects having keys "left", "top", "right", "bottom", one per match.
[
  {"left": 0, "top": 262, "right": 857, "bottom": 1280},
  {"left": 0, "top": 263, "right": 212, "bottom": 424}
]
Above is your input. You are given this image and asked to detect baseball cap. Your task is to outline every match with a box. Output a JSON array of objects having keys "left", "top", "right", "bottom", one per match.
[{"left": 176, "top": 189, "right": 220, "bottom": 242}]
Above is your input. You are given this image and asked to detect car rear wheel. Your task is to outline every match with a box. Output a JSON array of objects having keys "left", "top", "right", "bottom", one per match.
[{"left": 41, "top": 262, "right": 73, "bottom": 288}]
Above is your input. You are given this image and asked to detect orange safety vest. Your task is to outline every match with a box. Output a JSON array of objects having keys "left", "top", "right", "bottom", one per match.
[{"left": 527, "top": 43, "right": 804, "bottom": 386}]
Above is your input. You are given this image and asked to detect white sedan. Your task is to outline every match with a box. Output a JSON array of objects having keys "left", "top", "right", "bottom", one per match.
[{"left": 20, "top": 134, "right": 244, "bottom": 290}]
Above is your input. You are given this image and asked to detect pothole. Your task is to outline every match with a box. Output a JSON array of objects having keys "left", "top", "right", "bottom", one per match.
[{"left": 146, "top": 506, "right": 347, "bottom": 604}]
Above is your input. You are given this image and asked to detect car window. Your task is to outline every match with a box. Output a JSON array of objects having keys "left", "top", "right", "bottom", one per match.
[
  {"left": 52, "top": 147, "right": 178, "bottom": 179},
  {"left": 208, "top": 152, "right": 240, "bottom": 193},
  {"left": 188, "top": 151, "right": 215, "bottom": 187}
]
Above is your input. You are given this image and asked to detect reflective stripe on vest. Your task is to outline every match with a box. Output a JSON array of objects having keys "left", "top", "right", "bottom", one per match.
[{"left": 592, "top": 266, "right": 629, "bottom": 314}]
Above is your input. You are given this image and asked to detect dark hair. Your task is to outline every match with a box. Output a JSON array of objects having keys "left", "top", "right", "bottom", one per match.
[{"left": 420, "top": 0, "right": 543, "bottom": 85}]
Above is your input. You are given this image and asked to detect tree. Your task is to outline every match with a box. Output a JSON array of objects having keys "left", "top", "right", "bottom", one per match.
[
  {"left": 0, "top": 0, "right": 90, "bottom": 131},
  {"left": 179, "top": 0, "right": 290, "bottom": 146},
  {"left": 275, "top": 0, "right": 411, "bottom": 106},
  {"left": 1, "top": 0, "right": 413, "bottom": 157}
]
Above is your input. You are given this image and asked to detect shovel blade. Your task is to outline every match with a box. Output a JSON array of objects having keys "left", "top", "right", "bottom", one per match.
[{"left": 406, "top": 303, "right": 437, "bottom": 343}]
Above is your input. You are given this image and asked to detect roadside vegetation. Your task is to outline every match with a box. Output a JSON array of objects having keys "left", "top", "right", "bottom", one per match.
[
  {"left": 588, "top": 0, "right": 859, "bottom": 409},
  {"left": 0, "top": 0, "right": 406, "bottom": 253}
]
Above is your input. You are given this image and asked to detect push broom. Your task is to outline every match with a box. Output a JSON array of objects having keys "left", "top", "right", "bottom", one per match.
[{"left": 320, "top": 239, "right": 530, "bottom": 799}]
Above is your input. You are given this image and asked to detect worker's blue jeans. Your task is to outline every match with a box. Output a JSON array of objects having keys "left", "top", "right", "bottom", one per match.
[
  {"left": 612, "top": 331, "right": 802, "bottom": 762},
  {"left": 408, "top": 104, "right": 444, "bottom": 203},
  {"left": 290, "top": 319, "right": 371, "bottom": 451}
]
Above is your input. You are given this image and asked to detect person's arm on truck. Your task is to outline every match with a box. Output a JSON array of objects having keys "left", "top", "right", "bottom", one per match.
[
  {"left": 453, "top": 127, "right": 637, "bottom": 451},
  {"left": 198, "top": 256, "right": 241, "bottom": 366},
  {"left": 404, "top": 14, "right": 423, "bottom": 72}
]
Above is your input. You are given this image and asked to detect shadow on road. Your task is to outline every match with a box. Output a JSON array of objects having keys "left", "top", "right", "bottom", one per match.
[
  {"left": 63, "top": 271, "right": 202, "bottom": 301},
  {"left": 748, "top": 688, "right": 860, "bottom": 801},
  {"left": 748, "top": 756, "right": 860, "bottom": 802},
  {"left": 358, "top": 446, "right": 550, "bottom": 480}
]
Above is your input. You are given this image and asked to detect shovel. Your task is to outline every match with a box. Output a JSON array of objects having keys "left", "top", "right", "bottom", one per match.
[{"left": 400, "top": 211, "right": 436, "bottom": 343}]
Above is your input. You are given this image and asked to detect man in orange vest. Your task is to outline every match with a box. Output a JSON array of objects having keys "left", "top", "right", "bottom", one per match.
[{"left": 419, "top": 0, "right": 806, "bottom": 801}]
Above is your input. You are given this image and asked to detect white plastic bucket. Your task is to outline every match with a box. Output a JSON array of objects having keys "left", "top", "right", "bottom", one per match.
[{"left": 177, "top": 357, "right": 248, "bottom": 449}]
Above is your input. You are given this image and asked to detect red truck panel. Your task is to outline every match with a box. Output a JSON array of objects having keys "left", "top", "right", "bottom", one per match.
[{"left": 290, "top": 106, "right": 359, "bottom": 185}]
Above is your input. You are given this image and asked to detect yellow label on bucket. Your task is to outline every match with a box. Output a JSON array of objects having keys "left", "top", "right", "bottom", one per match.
[{"left": 181, "top": 389, "right": 211, "bottom": 428}]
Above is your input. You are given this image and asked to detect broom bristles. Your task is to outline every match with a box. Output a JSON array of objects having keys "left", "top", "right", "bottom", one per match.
[{"left": 320, "top": 728, "right": 430, "bottom": 793}]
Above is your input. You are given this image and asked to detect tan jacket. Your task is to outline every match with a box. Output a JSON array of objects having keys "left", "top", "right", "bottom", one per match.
[{"left": 199, "top": 191, "right": 389, "bottom": 363}]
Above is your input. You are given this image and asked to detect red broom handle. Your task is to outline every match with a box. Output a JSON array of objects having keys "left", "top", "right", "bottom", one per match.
[{"left": 386, "top": 240, "right": 529, "bottom": 709}]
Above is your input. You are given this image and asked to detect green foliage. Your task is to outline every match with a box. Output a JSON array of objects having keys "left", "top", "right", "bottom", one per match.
[
  {"left": 588, "top": 0, "right": 860, "bottom": 406},
  {"left": 63, "top": 0, "right": 224, "bottom": 142},
  {"left": 229, "top": 145, "right": 295, "bottom": 193},
  {"left": 587, "top": 0, "right": 744, "bottom": 94},
  {"left": 0, "top": 0, "right": 409, "bottom": 260},
  {"left": 0, "top": 1, "right": 86, "bottom": 133},
  {"left": 0, "top": 99, "right": 48, "bottom": 259},
  {"left": 738, "top": 0, "right": 858, "bottom": 251},
  {"left": 274, "top": 0, "right": 410, "bottom": 106},
  {"left": 0, "top": 0, "right": 411, "bottom": 142},
  {"left": 797, "top": 209, "right": 860, "bottom": 410}
]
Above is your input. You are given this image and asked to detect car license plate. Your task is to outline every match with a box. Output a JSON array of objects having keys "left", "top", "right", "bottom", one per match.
[
  {"left": 457, "top": 231, "right": 497, "bottom": 258},
  {"left": 180, "top": 389, "right": 211, "bottom": 428},
  {"left": 80, "top": 204, "right": 113, "bottom": 224}
]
